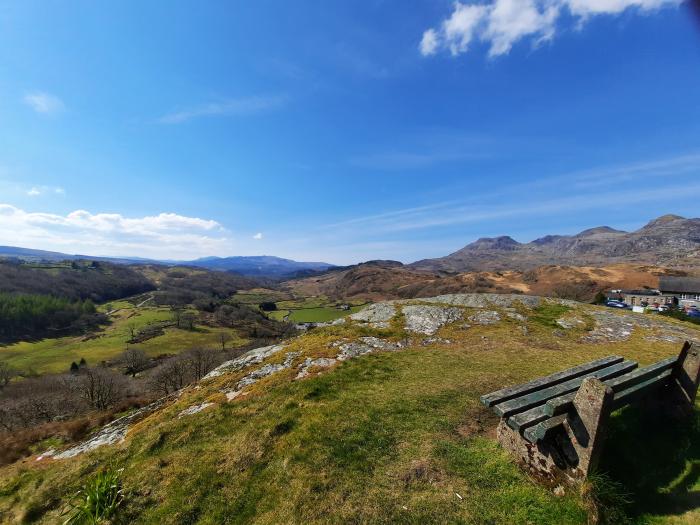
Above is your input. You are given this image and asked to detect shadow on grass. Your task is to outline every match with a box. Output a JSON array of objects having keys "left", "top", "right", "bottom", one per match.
[{"left": 599, "top": 403, "right": 700, "bottom": 521}]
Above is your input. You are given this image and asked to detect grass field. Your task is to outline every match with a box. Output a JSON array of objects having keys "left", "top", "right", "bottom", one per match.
[
  {"left": 266, "top": 296, "right": 369, "bottom": 323},
  {"left": 2, "top": 300, "right": 698, "bottom": 523},
  {"left": 0, "top": 304, "right": 246, "bottom": 375}
]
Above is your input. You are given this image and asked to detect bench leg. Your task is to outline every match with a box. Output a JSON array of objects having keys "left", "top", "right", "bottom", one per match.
[
  {"left": 564, "top": 377, "right": 614, "bottom": 478},
  {"left": 671, "top": 341, "right": 700, "bottom": 414}
]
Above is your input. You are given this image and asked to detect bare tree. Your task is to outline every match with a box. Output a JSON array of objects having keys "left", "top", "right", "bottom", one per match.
[
  {"left": 0, "top": 362, "right": 17, "bottom": 390},
  {"left": 77, "top": 367, "right": 125, "bottom": 410},
  {"left": 148, "top": 358, "right": 189, "bottom": 396},
  {"left": 218, "top": 332, "right": 232, "bottom": 351},
  {"left": 127, "top": 322, "right": 137, "bottom": 341},
  {"left": 121, "top": 347, "right": 150, "bottom": 377},
  {"left": 171, "top": 306, "right": 183, "bottom": 328},
  {"left": 183, "top": 348, "right": 218, "bottom": 382}
]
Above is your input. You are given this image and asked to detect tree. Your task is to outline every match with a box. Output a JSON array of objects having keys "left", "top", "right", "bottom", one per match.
[
  {"left": 219, "top": 332, "right": 232, "bottom": 351},
  {"left": 148, "top": 358, "right": 189, "bottom": 396},
  {"left": 70, "top": 361, "right": 80, "bottom": 374},
  {"left": 0, "top": 362, "right": 17, "bottom": 389},
  {"left": 127, "top": 322, "right": 137, "bottom": 341},
  {"left": 121, "top": 347, "right": 150, "bottom": 377},
  {"left": 183, "top": 348, "right": 218, "bottom": 382},
  {"left": 259, "top": 302, "right": 277, "bottom": 312},
  {"left": 171, "top": 307, "right": 183, "bottom": 328},
  {"left": 180, "top": 312, "right": 196, "bottom": 331},
  {"left": 592, "top": 291, "right": 607, "bottom": 305},
  {"left": 77, "top": 367, "right": 124, "bottom": 410}
]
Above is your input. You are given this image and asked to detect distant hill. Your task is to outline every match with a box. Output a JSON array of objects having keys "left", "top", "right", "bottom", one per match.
[
  {"left": 410, "top": 214, "right": 700, "bottom": 272},
  {"left": 185, "top": 255, "right": 335, "bottom": 278},
  {"left": 0, "top": 246, "right": 335, "bottom": 279}
]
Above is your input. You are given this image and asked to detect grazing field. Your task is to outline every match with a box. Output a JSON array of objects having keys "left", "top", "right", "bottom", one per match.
[
  {"left": 0, "top": 303, "right": 246, "bottom": 375},
  {"left": 264, "top": 295, "right": 369, "bottom": 323}
]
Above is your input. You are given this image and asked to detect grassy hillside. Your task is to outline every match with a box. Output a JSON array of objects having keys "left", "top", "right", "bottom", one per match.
[
  {"left": 1, "top": 296, "right": 698, "bottom": 524},
  {"left": 0, "top": 301, "right": 246, "bottom": 375}
]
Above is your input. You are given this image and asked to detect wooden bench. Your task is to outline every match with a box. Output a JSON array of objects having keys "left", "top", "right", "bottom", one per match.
[{"left": 480, "top": 341, "right": 700, "bottom": 484}]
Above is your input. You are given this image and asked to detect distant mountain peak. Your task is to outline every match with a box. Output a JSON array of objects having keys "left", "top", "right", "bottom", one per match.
[
  {"left": 575, "top": 226, "right": 626, "bottom": 237},
  {"left": 643, "top": 214, "right": 686, "bottom": 228},
  {"left": 468, "top": 236, "right": 520, "bottom": 249}
]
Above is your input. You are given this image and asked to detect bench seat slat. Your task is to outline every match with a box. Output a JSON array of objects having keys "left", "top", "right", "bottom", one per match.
[
  {"left": 506, "top": 405, "right": 548, "bottom": 432},
  {"left": 523, "top": 414, "right": 568, "bottom": 444},
  {"left": 545, "top": 357, "right": 677, "bottom": 416},
  {"left": 494, "top": 360, "right": 638, "bottom": 418},
  {"left": 611, "top": 369, "right": 673, "bottom": 411},
  {"left": 480, "top": 355, "right": 623, "bottom": 408}
]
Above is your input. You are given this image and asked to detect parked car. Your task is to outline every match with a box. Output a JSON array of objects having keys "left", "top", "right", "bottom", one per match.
[
  {"left": 605, "top": 300, "right": 628, "bottom": 309},
  {"left": 657, "top": 305, "right": 670, "bottom": 312},
  {"left": 688, "top": 309, "right": 700, "bottom": 319}
]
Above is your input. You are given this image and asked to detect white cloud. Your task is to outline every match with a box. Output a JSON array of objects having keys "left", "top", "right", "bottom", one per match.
[
  {"left": 159, "top": 95, "right": 287, "bottom": 124},
  {"left": 24, "top": 185, "right": 66, "bottom": 197},
  {"left": 0, "top": 205, "right": 230, "bottom": 259},
  {"left": 253, "top": 232, "right": 263, "bottom": 240},
  {"left": 23, "top": 91, "right": 65, "bottom": 114},
  {"left": 421, "top": 0, "right": 681, "bottom": 58},
  {"left": 420, "top": 29, "right": 439, "bottom": 56}
]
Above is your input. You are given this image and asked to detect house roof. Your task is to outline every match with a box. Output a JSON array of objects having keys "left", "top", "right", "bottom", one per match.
[{"left": 659, "top": 276, "right": 700, "bottom": 294}]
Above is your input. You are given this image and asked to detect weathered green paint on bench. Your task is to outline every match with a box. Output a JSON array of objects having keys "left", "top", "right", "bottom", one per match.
[
  {"left": 611, "top": 369, "right": 673, "bottom": 410},
  {"left": 506, "top": 405, "right": 549, "bottom": 432},
  {"left": 523, "top": 414, "right": 568, "bottom": 444},
  {"left": 480, "top": 355, "right": 623, "bottom": 408},
  {"left": 545, "top": 357, "right": 676, "bottom": 416},
  {"left": 493, "top": 360, "right": 638, "bottom": 417}
]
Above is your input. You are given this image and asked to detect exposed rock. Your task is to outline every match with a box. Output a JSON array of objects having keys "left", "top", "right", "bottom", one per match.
[
  {"left": 417, "top": 293, "right": 542, "bottom": 309},
  {"left": 402, "top": 305, "right": 463, "bottom": 335},
  {"left": 178, "top": 402, "right": 214, "bottom": 418},
  {"left": 55, "top": 395, "right": 173, "bottom": 459},
  {"left": 296, "top": 357, "right": 338, "bottom": 379},
  {"left": 468, "top": 310, "right": 501, "bottom": 325},
  {"left": 556, "top": 317, "right": 586, "bottom": 330},
  {"left": 205, "top": 344, "right": 286, "bottom": 379},
  {"left": 350, "top": 303, "right": 396, "bottom": 328},
  {"left": 583, "top": 309, "right": 700, "bottom": 344},
  {"left": 337, "top": 342, "right": 374, "bottom": 361},
  {"left": 421, "top": 337, "right": 452, "bottom": 346},
  {"left": 222, "top": 352, "right": 300, "bottom": 399},
  {"left": 506, "top": 311, "right": 526, "bottom": 322}
]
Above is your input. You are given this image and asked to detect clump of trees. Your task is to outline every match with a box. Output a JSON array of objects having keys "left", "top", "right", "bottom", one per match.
[
  {"left": 152, "top": 269, "right": 255, "bottom": 307},
  {"left": 0, "top": 293, "right": 104, "bottom": 340}
]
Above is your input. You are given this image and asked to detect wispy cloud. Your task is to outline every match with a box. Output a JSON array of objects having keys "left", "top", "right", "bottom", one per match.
[
  {"left": 159, "top": 95, "right": 288, "bottom": 124},
  {"left": 26, "top": 185, "right": 66, "bottom": 197},
  {"left": 23, "top": 91, "right": 65, "bottom": 114},
  {"left": 420, "top": 0, "right": 681, "bottom": 58},
  {"left": 325, "top": 152, "right": 700, "bottom": 234},
  {"left": 0, "top": 205, "right": 230, "bottom": 259},
  {"left": 253, "top": 232, "right": 263, "bottom": 240}
]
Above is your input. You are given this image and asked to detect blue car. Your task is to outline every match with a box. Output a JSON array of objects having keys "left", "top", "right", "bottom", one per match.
[
  {"left": 688, "top": 309, "right": 700, "bottom": 319},
  {"left": 605, "top": 301, "right": 628, "bottom": 309}
]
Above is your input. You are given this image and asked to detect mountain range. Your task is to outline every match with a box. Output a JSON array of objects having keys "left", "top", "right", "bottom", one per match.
[
  {"left": 2, "top": 214, "right": 698, "bottom": 279},
  {"left": 0, "top": 246, "right": 335, "bottom": 279},
  {"left": 410, "top": 214, "right": 700, "bottom": 273}
]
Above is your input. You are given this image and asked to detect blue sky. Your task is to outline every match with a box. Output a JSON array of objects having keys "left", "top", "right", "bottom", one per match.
[{"left": 0, "top": 0, "right": 699, "bottom": 264}]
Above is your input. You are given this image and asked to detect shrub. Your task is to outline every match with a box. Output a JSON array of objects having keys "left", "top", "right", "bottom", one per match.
[{"left": 62, "top": 468, "right": 124, "bottom": 524}]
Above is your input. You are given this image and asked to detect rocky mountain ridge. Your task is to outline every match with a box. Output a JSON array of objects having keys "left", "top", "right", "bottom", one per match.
[{"left": 410, "top": 214, "right": 700, "bottom": 272}]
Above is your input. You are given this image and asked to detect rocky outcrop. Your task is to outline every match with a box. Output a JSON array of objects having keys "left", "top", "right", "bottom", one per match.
[
  {"left": 349, "top": 303, "right": 396, "bottom": 328},
  {"left": 402, "top": 305, "right": 463, "bottom": 335}
]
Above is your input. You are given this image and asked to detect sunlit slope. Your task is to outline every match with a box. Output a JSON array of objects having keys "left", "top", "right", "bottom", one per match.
[{"left": 1, "top": 294, "right": 699, "bottom": 524}]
